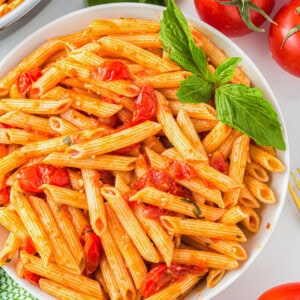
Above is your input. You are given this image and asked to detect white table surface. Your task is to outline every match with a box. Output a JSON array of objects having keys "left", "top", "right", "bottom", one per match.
[{"left": 0, "top": 1, "right": 299, "bottom": 299}]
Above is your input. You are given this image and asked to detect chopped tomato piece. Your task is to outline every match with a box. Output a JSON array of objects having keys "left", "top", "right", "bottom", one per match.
[
  {"left": 140, "top": 263, "right": 207, "bottom": 298},
  {"left": 17, "top": 67, "right": 42, "bottom": 95},
  {"left": 20, "top": 236, "right": 37, "bottom": 255},
  {"left": 209, "top": 151, "right": 228, "bottom": 174},
  {"left": 18, "top": 164, "right": 70, "bottom": 193},
  {"left": 91, "top": 61, "right": 130, "bottom": 81},
  {"left": 0, "top": 187, "right": 10, "bottom": 206},
  {"left": 23, "top": 269, "right": 41, "bottom": 286},
  {"left": 169, "top": 160, "right": 197, "bottom": 180},
  {"left": 132, "top": 84, "right": 157, "bottom": 125},
  {"left": 0, "top": 144, "right": 8, "bottom": 158},
  {"left": 81, "top": 225, "right": 102, "bottom": 276}
]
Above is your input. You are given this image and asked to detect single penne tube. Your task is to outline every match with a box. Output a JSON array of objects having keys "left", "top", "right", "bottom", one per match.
[
  {"left": 44, "top": 86, "right": 123, "bottom": 117},
  {"left": 143, "top": 135, "right": 165, "bottom": 154},
  {"left": 155, "top": 91, "right": 207, "bottom": 161},
  {"left": 67, "top": 206, "right": 89, "bottom": 237},
  {"left": 168, "top": 100, "right": 217, "bottom": 120},
  {"left": 20, "top": 251, "right": 104, "bottom": 299},
  {"left": 134, "top": 154, "right": 149, "bottom": 179},
  {"left": 115, "top": 173, "right": 131, "bottom": 195},
  {"left": 0, "top": 98, "right": 72, "bottom": 115},
  {"left": 9, "top": 83, "right": 23, "bottom": 98},
  {"left": 81, "top": 169, "right": 106, "bottom": 236},
  {"left": 0, "top": 39, "right": 71, "bottom": 97},
  {"left": 173, "top": 248, "right": 239, "bottom": 270},
  {"left": 47, "top": 197, "right": 85, "bottom": 271},
  {"left": 0, "top": 128, "right": 48, "bottom": 145},
  {"left": 39, "top": 278, "right": 102, "bottom": 300},
  {"left": 244, "top": 175, "right": 276, "bottom": 204},
  {"left": 30, "top": 66, "right": 66, "bottom": 98},
  {"left": 206, "top": 269, "right": 226, "bottom": 288},
  {"left": 133, "top": 71, "right": 191, "bottom": 89},
  {"left": 29, "top": 196, "right": 82, "bottom": 274},
  {"left": 65, "top": 120, "right": 161, "bottom": 159},
  {"left": 145, "top": 273, "right": 203, "bottom": 300},
  {"left": 249, "top": 144, "right": 285, "bottom": 172},
  {"left": 238, "top": 185, "right": 261, "bottom": 208},
  {"left": 99, "top": 36, "right": 180, "bottom": 73},
  {"left": 246, "top": 162, "right": 270, "bottom": 182},
  {"left": 67, "top": 49, "right": 105, "bottom": 67},
  {"left": 54, "top": 57, "right": 93, "bottom": 78},
  {"left": 101, "top": 186, "right": 160, "bottom": 263},
  {"left": 96, "top": 254, "right": 122, "bottom": 300},
  {"left": 131, "top": 187, "right": 208, "bottom": 220},
  {"left": 191, "top": 118, "right": 218, "bottom": 133},
  {"left": 111, "top": 33, "right": 162, "bottom": 48},
  {"left": 20, "top": 128, "right": 107, "bottom": 157},
  {"left": 41, "top": 184, "right": 88, "bottom": 210},
  {"left": 49, "top": 116, "right": 79, "bottom": 135},
  {"left": 217, "top": 130, "right": 243, "bottom": 159},
  {"left": 0, "top": 111, "right": 56, "bottom": 135},
  {"left": 87, "top": 18, "right": 160, "bottom": 36},
  {"left": 100, "top": 225, "right": 136, "bottom": 300},
  {"left": 202, "top": 121, "right": 233, "bottom": 154},
  {"left": 0, "top": 233, "right": 21, "bottom": 266},
  {"left": 133, "top": 203, "right": 174, "bottom": 267},
  {"left": 219, "top": 205, "right": 248, "bottom": 225},
  {"left": 182, "top": 236, "right": 248, "bottom": 261},
  {"left": 240, "top": 205, "right": 260, "bottom": 233},
  {"left": 43, "top": 152, "right": 136, "bottom": 171},
  {"left": 10, "top": 182, "right": 53, "bottom": 266},
  {"left": 223, "top": 135, "right": 250, "bottom": 208},
  {"left": 176, "top": 109, "right": 208, "bottom": 159},
  {"left": 160, "top": 216, "right": 247, "bottom": 242},
  {"left": 105, "top": 204, "right": 147, "bottom": 289}
]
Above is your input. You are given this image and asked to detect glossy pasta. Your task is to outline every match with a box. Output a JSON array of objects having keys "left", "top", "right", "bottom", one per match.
[{"left": 0, "top": 12, "right": 285, "bottom": 300}]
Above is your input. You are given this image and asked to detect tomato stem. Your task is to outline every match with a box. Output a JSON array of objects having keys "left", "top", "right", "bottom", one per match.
[
  {"left": 217, "top": 0, "right": 276, "bottom": 32},
  {"left": 281, "top": 7, "right": 300, "bottom": 49}
]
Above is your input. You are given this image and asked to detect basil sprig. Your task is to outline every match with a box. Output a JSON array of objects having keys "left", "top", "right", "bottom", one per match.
[
  {"left": 87, "top": 0, "right": 167, "bottom": 6},
  {"left": 160, "top": 0, "right": 286, "bottom": 150}
]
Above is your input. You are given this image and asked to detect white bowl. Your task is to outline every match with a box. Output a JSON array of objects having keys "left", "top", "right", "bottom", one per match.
[
  {"left": 0, "top": 0, "right": 42, "bottom": 31},
  {"left": 0, "top": 3, "right": 290, "bottom": 300}
]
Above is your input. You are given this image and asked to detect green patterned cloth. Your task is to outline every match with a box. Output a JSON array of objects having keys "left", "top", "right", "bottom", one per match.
[{"left": 0, "top": 267, "right": 38, "bottom": 300}]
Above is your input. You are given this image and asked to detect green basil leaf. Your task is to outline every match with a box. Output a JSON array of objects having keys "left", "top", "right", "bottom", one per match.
[
  {"left": 215, "top": 84, "right": 286, "bottom": 150},
  {"left": 213, "top": 57, "right": 242, "bottom": 85},
  {"left": 176, "top": 75, "right": 213, "bottom": 103},
  {"left": 87, "top": 0, "right": 167, "bottom": 6},
  {"left": 160, "top": 0, "right": 210, "bottom": 79}
]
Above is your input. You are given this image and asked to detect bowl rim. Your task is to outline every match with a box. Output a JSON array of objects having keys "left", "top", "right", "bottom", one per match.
[{"left": 0, "top": 3, "right": 290, "bottom": 300}]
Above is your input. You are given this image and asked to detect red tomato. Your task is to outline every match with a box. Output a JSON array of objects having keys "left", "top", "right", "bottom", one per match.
[
  {"left": 169, "top": 160, "right": 197, "bottom": 180},
  {"left": 258, "top": 282, "right": 300, "bottom": 300},
  {"left": 268, "top": 0, "right": 300, "bottom": 77},
  {"left": 20, "top": 236, "right": 37, "bottom": 255},
  {"left": 140, "top": 263, "right": 207, "bottom": 298},
  {"left": 0, "top": 144, "right": 8, "bottom": 158},
  {"left": 91, "top": 61, "right": 130, "bottom": 81},
  {"left": 194, "top": 0, "right": 275, "bottom": 37},
  {"left": 81, "top": 225, "right": 102, "bottom": 276},
  {"left": 0, "top": 187, "right": 10, "bottom": 206},
  {"left": 18, "top": 164, "right": 70, "bottom": 193},
  {"left": 132, "top": 84, "right": 157, "bottom": 125},
  {"left": 17, "top": 67, "right": 42, "bottom": 95},
  {"left": 209, "top": 151, "right": 229, "bottom": 174},
  {"left": 23, "top": 269, "right": 41, "bottom": 286}
]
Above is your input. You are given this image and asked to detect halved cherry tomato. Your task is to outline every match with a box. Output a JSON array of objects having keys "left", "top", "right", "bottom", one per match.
[
  {"left": 0, "top": 187, "right": 10, "bottom": 206},
  {"left": 140, "top": 263, "right": 207, "bottom": 298},
  {"left": 17, "top": 67, "right": 42, "bottom": 95},
  {"left": 258, "top": 282, "right": 300, "bottom": 300},
  {"left": 18, "top": 164, "right": 70, "bottom": 193},
  {"left": 81, "top": 225, "right": 102, "bottom": 276},
  {"left": 91, "top": 61, "right": 130, "bottom": 81},
  {"left": 132, "top": 84, "right": 157, "bottom": 125}
]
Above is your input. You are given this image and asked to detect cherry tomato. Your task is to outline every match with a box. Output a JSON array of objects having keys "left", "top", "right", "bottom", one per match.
[
  {"left": 81, "top": 225, "right": 102, "bottom": 276},
  {"left": 18, "top": 164, "right": 70, "bottom": 193},
  {"left": 91, "top": 61, "right": 130, "bottom": 81},
  {"left": 140, "top": 263, "right": 207, "bottom": 298},
  {"left": 258, "top": 282, "right": 300, "bottom": 300},
  {"left": 0, "top": 187, "right": 10, "bottom": 206},
  {"left": 132, "top": 84, "right": 157, "bottom": 125},
  {"left": 268, "top": 0, "right": 300, "bottom": 77},
  {"left": 17, "top": 67, "right": 42, "bottom": 95},
  {"left": 194, "top": 0, "right": 275, "bottom": 37}
]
